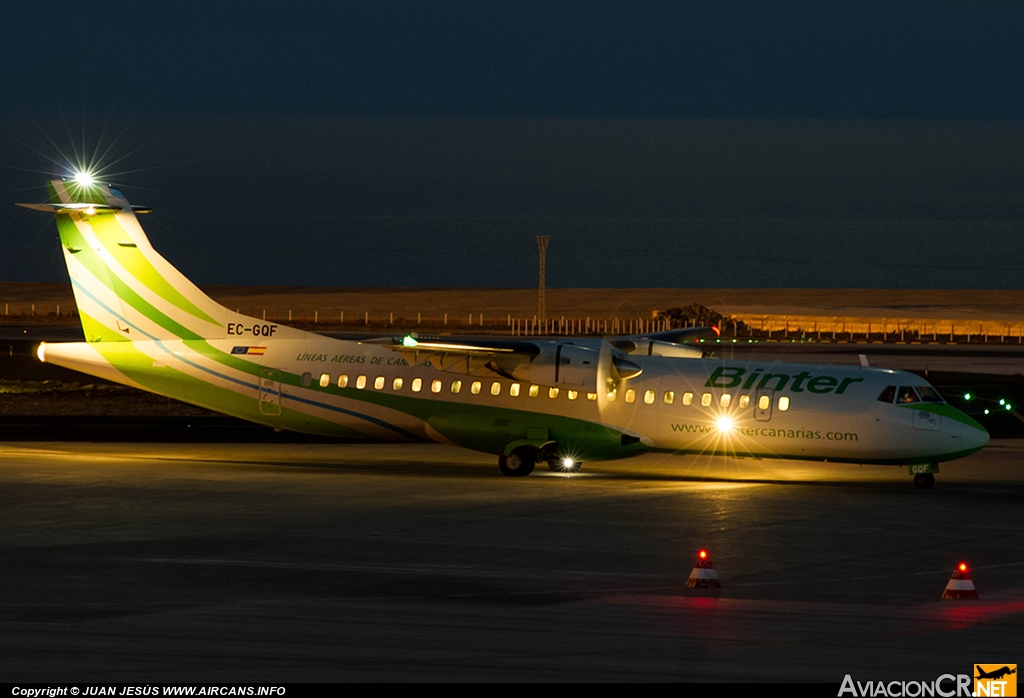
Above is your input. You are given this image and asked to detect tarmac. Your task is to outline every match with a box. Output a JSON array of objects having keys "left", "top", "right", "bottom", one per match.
[{"left": 1, "top": 441, "right": 1022, "bottom": 681}]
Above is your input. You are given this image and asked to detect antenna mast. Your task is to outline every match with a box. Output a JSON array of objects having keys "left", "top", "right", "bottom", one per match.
[{"left": 536, "top": 235, "right": 550, "bottom": 323}]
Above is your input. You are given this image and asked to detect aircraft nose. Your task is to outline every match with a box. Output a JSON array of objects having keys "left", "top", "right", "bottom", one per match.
[
  {"left": 967, "top": 422, "right": 990, "bottom": 450},
  {"left": 951, "top": 407, "right": 989, "bottom": 453}
]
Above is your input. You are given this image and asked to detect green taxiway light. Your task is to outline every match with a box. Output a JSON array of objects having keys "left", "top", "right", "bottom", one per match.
[
  {"left": 963, "top": 393, "right": 972, "bottom": 401},
  {"left": 999, "top": 399, "right": 1006, "bottom": 405},
  {"left": 1006, "top": 404, "right": 1013, "bottom": 411},
  {"left": 984, "top": 409, "right": 990, "bottom": 414}
]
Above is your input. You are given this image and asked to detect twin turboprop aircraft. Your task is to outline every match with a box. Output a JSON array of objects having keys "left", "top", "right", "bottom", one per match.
[{"left": 19, "top": 175, "right": 989, "bottom": 487}]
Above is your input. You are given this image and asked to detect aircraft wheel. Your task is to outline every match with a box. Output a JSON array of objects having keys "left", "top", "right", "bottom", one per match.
[
  {"left": 913, "top": 472, "right": 935, "bottom": 489},
  {"left": 499, "top": 447, "right": 535, "bottom": 477},
  {"left": 548, "top": 458, "right": 582, "bottom": 473}
]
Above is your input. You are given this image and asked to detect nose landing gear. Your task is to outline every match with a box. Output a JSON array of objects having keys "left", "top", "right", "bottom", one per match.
[
  {"left": 911, "top": 462, "right": 938, "bottom": 489},
  {"left": 913, "top": 472, "right": 935, "bottom": 489}
]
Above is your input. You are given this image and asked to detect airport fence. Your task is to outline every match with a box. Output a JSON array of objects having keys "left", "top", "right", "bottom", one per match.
[{"left": 5, "top": 302, "right": 1024, "bottom": 344}]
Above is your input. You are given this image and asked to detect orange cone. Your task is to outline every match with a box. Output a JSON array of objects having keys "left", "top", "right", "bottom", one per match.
[
  {"left": 685, "top": 549, "right": 721, "bottom": 588},
  {"left": 942, "top": 562, "right": 979, "bottom": 599}
]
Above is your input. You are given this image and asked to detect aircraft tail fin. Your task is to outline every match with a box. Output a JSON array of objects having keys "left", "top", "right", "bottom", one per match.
[{"left": 19, "top": 177, "right": 292, "bottom": 343}]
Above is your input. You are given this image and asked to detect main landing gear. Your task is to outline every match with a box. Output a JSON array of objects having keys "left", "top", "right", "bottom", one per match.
[
  {"left": 498, "top": 445, "right": 583, "bottom": 476},
  {"left": 498, "top": 446, "right": 535, "bottom": 477}
]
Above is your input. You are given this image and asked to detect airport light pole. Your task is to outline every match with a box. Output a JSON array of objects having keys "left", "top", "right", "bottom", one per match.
[{"left": 536, "top": 235, "right": 550, "bottom": 323}]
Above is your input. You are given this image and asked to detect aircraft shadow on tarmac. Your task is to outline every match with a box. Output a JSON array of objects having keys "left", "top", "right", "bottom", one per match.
[{"left": 145, "top": 451, "right": 1024, "bottom": 497}]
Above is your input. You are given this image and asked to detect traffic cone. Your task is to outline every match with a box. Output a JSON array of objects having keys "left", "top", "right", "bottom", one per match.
[
  {"left": 941, "top": 562, "right": 979, "bottom": 599},
  {"left": 685, "top": 549, "right": 721, "bottom": 588}
]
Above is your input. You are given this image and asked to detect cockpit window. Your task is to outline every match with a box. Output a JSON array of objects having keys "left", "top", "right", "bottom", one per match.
[
  {"left": 897, "top": 386, "right": 920, "bottom": 403},
  {"left": 877, "top": 386, "right": 896, "bottom": 403},
  {"left": 915, "top": 386, "right": 944, "bottom": 403}
]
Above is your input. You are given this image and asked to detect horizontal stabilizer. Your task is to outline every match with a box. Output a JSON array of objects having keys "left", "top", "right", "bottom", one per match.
[{"left": 16, "top": 202, "right": 151, "bottom": 214}]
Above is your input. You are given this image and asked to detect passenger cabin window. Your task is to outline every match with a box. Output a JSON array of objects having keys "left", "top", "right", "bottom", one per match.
[
  {"left": 878, "top": 386, "right": 896, "bottom": 403},
  {"left": 374, "top": 376, "right": 385, "bottom": 390},
  {"left": 392, "top": 377, "right": 403, "bottom": 390},
  {"left": 738, "top": 394, "right": 750, "bottom": 409},
  {"left": 411, "top": 378, "right": 423, "bottom": 392},
  {"left": 471, "top": 381, "right": 482, "bottom": 395},
  {"left": 529, "top": 385, "right": 540, "bottom": 397},
  {"left": 700, "top": 392, "right": 712, "bottom": 407},
  {"left": 491, "top": 382, "right": 502, "bottom": 396},
  {"left": 587, "top": 392, "right": 597, "bottom": 401},
  {"left": 778, "top": 396, "right": 790, "bottom": 411},
  {"left": 663, "top": 391, "right": 674, "bottom": 405},
  {"left": 897, "top": 386, "right": 920, "bottom": 404},
  {"left": 355, "top": 375, "right": 367, "bottom": 389},
  {"left": 644, "top": 390, "right": 655, "bottom": 404},
  {"left": 567, "top": 390, "right": 578, "bottom": 400},
  {"left": 451, "top": 380, "right": 462, "bottom": 394},
  {"left": 548, "top": 387, "right": 559, "bottom": 398},
  {"left": 510, "top": 383, "right": 521, "bottom": 397},
  {"left": 431, "top": 379, "right": 443, "bottom": 393},
  {"left": 758, "top": 395, "right": 771, "bottom": 410},
  {"left": 301, "top": 372, "right": 312, "bottom": 387},
  {"left": 915, "top": 386, "right": 944, "bottom": 403},
  {"left": 625, "top": 389, "right": 636, "bottom": 403},
  {"left": 607, "top": 388, "right": 617, "bottom": 402},
  {"left": 682, "top": 392, "right": 694, "bottom": 406},
  {"left": 337, "top": 374, "right": 349, "bottom": 388},
  {"left": 720, "top": 393, "right": 731, "bottom": 408},
  {"left": 319, "top": 373, "right": 330, "bottom": 388}
]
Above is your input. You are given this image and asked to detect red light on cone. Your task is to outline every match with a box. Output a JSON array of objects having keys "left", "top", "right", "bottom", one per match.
[
  {"left": 942, "top": 562, "right": 978, "bottom": 600},
  {"left": 686, "top": 549, "right": 721, "bottom": 588}
]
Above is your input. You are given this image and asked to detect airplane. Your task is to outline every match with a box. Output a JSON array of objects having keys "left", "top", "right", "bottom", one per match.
[
  {"left": 18, "top": 173, "right": 989, "bottom": 488},
  {"left": 976, "top": 667, "right": 1017, "bottom": 681}
]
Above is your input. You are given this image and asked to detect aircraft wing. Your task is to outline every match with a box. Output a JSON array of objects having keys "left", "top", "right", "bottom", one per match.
[
  {"left": 362, "top": 335, "right": 542, "bottom": 376},
  {"left": 363, "top": 334, "right": 643, "bottom": 386}
]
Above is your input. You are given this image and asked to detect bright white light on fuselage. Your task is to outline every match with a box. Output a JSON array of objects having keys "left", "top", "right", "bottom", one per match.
[
  {"left": 73, "top": 171, "right": 95, "bottom": 187},
  {"left": 715, "top": 416, "right": 734, "bottom": 432},
  {"left": 562, "top": 458, "right": 574, "bottom": 469}
]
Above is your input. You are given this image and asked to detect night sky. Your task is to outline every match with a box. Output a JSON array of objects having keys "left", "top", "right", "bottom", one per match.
[{"left": 2, "top": 2, "right": 1023, "bottom": 289}]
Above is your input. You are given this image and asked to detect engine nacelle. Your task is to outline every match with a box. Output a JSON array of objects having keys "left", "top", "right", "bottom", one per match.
[
  {"left": 610, "top": 337, "right": 704, "bottom": 359},
  {"left": 505, "top": 342, "right": 600, "bottom": 392},
  {"left": 634, "top": 339, "right": 703, "bottom": 359}
]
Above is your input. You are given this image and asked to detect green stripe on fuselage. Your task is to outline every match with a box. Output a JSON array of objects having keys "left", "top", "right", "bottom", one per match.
[{"left": 90, "top": 341, "right": 363, "bottom": 438}]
